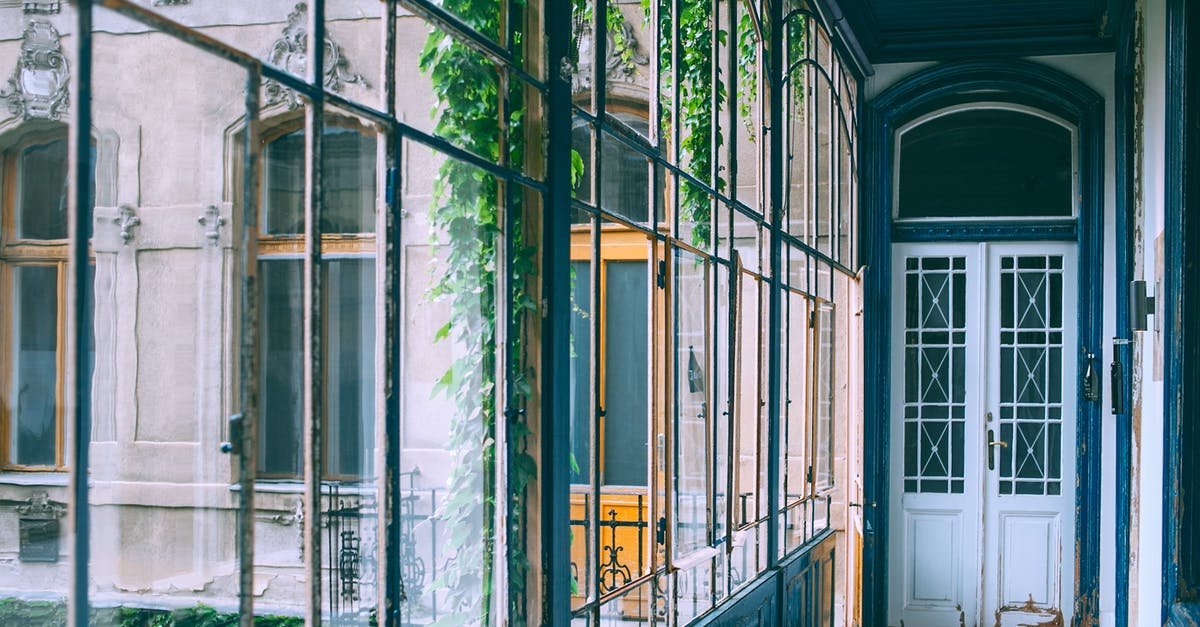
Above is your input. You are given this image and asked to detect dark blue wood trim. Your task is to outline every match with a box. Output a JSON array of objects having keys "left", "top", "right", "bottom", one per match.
[
  {"left": 862, "top": 59, "right": 1106, "bottom": 626},
  {"left": 891, "top": 220, "right": 1077, "bottom": 243},
  {"left": 542, "top": 0, "right": 574, "bottom": 623},
  {"left": 1163, "top": 0, "right": 1188, "bottom": 621},
  {"left": 1114, "top": 3, "right": 1138, "bottom": 624}
]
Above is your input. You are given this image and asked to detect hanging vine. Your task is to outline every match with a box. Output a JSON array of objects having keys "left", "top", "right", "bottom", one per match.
[{"left": 418, "top": 2, "right": 536, "bottom": 625}]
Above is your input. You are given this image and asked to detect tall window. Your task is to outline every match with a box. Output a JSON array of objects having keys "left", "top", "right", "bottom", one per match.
[
  {"left": 0, "top": 128, "right": 92, "bottom": 470},
  {"left": 257, "top": 124, "right": 376, "bottom": 479}
]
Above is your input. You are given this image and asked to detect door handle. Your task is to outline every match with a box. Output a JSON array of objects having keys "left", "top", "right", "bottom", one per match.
[{"left": 987, "top": 428, "right": 1007, "bottom": 471}]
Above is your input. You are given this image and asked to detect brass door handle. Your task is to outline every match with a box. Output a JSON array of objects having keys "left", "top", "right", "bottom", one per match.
[{"left": 987, "top": 428, "right": 1007, "bottom": 471}]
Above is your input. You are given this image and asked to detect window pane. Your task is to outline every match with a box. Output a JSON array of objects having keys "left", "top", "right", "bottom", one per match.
[
  {"left": 258, "top": 259, "right": 303, "bottom": 476},
  {"left": 17, "top": 138, "right": 68, "bottom": 240},
  {"left": 257, "top": 257, "right": 375, "bottom": 478},
  {"left": 898, "top": 109, "right": 1072, "bottom": 219},
  {"left": 815, "top": 303, "right": 834, "bottom": 491},
  {"left": 9, "top": 265, "right": 59, "bottom": 466},
  {"left": 571, "top": 117, "right": 651, "bottom": 224},
  {"left": 674, "top": 248, "right": 709, "bottom": 556},
  {"left": 263, "top": 127, "right": 377, "bottom": 235},
  {"left": 570, "top": 261, "right": 593, "bottom": 484},
  {"left": 323, "top": 128, "right": 377, "bottom": 234},
  {"left": 602, "top": 261, "right": 648, "bottom": 487},
  {"left": 325, "top": 258, "right": 376, "bottom": 478}
]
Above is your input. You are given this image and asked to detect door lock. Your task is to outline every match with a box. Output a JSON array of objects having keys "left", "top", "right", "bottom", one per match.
[{"left": 987, "top": 428, "right": 1008, "bottom": 471}]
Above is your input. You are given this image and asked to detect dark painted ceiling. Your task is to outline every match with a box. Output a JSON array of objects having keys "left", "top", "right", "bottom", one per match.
[{"left": 834, "top": 0, "right": 1125, "bottom": 63}]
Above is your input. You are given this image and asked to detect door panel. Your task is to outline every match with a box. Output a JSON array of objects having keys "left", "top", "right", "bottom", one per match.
[
  {"left": 888, "top": 243, "right": 1076, "bottom": 627},
  {"left": 889, "top": 245, "right": 982, "bottom": 627},
  {"left": 984, "top": 245, "right": 1076, "bottom": 627}
]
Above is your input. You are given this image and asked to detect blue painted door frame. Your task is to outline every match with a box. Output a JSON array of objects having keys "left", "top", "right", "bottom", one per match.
[{"left": 860, "top": 60, "right": 1106, "bottom": 627}]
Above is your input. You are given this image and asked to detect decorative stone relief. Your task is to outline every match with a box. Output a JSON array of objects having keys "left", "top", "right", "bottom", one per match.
[
  {"left": 16, "top": 491, "right": 66, "bottom": 520},
  {"left": 198, "top": 205, "right": 225, "bottom": 246},
  {"left": 263, "top": 2, "right": 370, "bottom": 109},
  {"left": 112, "top": 204, "right": 141, "bottom": 245},
  {"left": 570, "top": 17, "right": 649, "bottom": 94},
  {"left": 1, "top": 20, "right": 69, "bottom": 120},
  {"left": 22, "top": 1, "right": 61, "bottom": 14}
]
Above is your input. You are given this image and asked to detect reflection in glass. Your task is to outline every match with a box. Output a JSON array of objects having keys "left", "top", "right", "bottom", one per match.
[
  {"left": 17, "top": 139, "right": 68, "bottom": 240},
  {"left": 10, "top": 265, "right": 58, "bottom": 467}
]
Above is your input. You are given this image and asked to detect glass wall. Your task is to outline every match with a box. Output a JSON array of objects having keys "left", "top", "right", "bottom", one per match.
[
  {"left": 566, "top": 0, "right": 859, "bottom": 623},
  {"left": 0, "top": 0, "right": 858, "bottom": 624}
]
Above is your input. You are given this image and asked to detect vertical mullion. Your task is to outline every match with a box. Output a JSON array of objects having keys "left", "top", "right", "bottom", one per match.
[
  {"left": 303, "top": 1, "right": 327, "bottom": 624},
  {"left": 544, "top": 0, "right": 574, "bottom": 620},
  {"left": 68, "top": 2, "right": 94, "bottom": 624},
  {"left": 765, "top": 0, "right": 784, "bottom": 567},
  {"left": 237, "top": 67, "right": 262, "bottom": 627},
  {"left": 381, "top": 1, "right": 402, "bottom": 624},
  {"left": 588, "top": 215, "right": 601, "bottom": 624}
]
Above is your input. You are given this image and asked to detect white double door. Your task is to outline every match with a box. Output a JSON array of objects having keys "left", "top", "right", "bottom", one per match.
[{"left": 887, "top": 242, "right": 1077, "bottom": 627}]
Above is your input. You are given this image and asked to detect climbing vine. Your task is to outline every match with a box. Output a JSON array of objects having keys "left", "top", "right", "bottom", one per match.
[
  {"left": 419, "top": 2, "right": 535, "bottom": 625},
  {"left": 418, "top": 0, "right": 774, "bottom": 622}
]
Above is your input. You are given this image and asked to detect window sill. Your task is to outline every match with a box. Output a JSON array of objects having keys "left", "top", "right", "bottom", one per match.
[
  {"left": 229, "top": 480, "right": 376, "bottom": 496},
  {"left": 0, "top": 472, "right": 69, "bottom": 487}
]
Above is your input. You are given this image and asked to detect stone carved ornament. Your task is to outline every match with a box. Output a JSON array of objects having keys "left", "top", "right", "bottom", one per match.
[
  {"left": 16, "top": 491, "right": 66, "bottom": 520},
  {"left": 1, "top": 19, "right": 69, "bottom": 120},
  {"left": 263, "top": 2, "right": 369, "bottom": 109},
  {"left": 570, "top": 17, "right": 650, "bottom": 95}
]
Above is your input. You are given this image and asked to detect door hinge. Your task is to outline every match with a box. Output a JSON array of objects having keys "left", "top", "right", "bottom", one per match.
[{"left": 657, "top": 260, "right": 667, "bottom": 289}]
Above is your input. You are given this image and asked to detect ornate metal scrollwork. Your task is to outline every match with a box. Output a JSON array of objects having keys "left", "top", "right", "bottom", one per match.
[
  {"left": 1, "top": 20, "right": 69, "bottom": 120},
  {"left": 597, "top": 508, "right": 633, "bottom": 594},
  {"left": 338, "top": 528, "right": 361, "bottom": 602},
  {"left": 263, "top": 3, "right": 370, "bottom": 109}
]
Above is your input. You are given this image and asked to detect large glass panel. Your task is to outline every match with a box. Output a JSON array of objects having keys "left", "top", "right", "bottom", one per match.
[
  {"left": 10, "top": 265, "right": 59, "bottom": 468},
  {"left": 603, "top": 261, "right": 649, "bottom": 486},
  {"left": 673, "top": 247, "right": 709, "bottom": 557},
  {"left": 898, "top": 109, "right": 1073, "bottom": 219}
]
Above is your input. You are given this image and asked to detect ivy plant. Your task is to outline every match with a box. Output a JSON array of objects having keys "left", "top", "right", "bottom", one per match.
[{"left": 419, "top": 1, "right": 536, "bottom": 625}]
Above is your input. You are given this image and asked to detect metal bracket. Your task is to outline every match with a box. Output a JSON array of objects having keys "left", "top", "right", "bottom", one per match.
[{"left": 220, "top": 413, "right": 244, "bottom": 456}]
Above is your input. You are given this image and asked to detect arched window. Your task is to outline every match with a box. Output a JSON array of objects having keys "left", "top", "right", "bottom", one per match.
[
  {"left": 256, "top": 123, "right": 376, "bottom": 480},
  {"left": 896, "top": 105, "right": 1075, "bottom": 220},
  {"left": 0, "top": 127, "right": 93, "bottom": 469}
]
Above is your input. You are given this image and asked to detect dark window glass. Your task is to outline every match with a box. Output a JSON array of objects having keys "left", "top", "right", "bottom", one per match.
[
  {"left": 263, "top": 127, "right": 377, "bottom": 235},
  {"left": 898, "top": 109, "right": 1072, "bottom": 219},
  {"left": 259, "top": 259, "right": 303, "bottom": 476},
  {"left": 257, "top": 258, "right": 375, "bottom": 478},
  {"left": 325, "top": 258, "right": 375, "bottom": 478},
  {"left": 17, "top": 139, "right": 68, "bottom": 240},
  {"left": 569, "top": 261, "right": 592, "bottom": 483},
  {"left": 603, "top": 261, "right": 648, "bottom": 486},
  {"left": 572, "top": 117, "right": 651, "bottom": 224},
  {"left": 10, "top": 265, "right": 58, "bottom": 466}
]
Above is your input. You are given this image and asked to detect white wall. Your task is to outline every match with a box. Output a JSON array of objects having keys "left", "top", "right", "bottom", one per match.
[{"left": 1136, "top": 0, "right": 1167, "bottom": 624}]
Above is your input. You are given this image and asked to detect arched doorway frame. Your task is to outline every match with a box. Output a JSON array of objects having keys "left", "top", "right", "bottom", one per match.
[{"left": 860, "top": 59, "right": 1105, "bottom": 626}]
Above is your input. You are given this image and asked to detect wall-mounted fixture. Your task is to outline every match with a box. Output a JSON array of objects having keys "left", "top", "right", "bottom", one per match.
[{"left": 1130, "top": 279, "right": 1156, "bottom": 332}]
